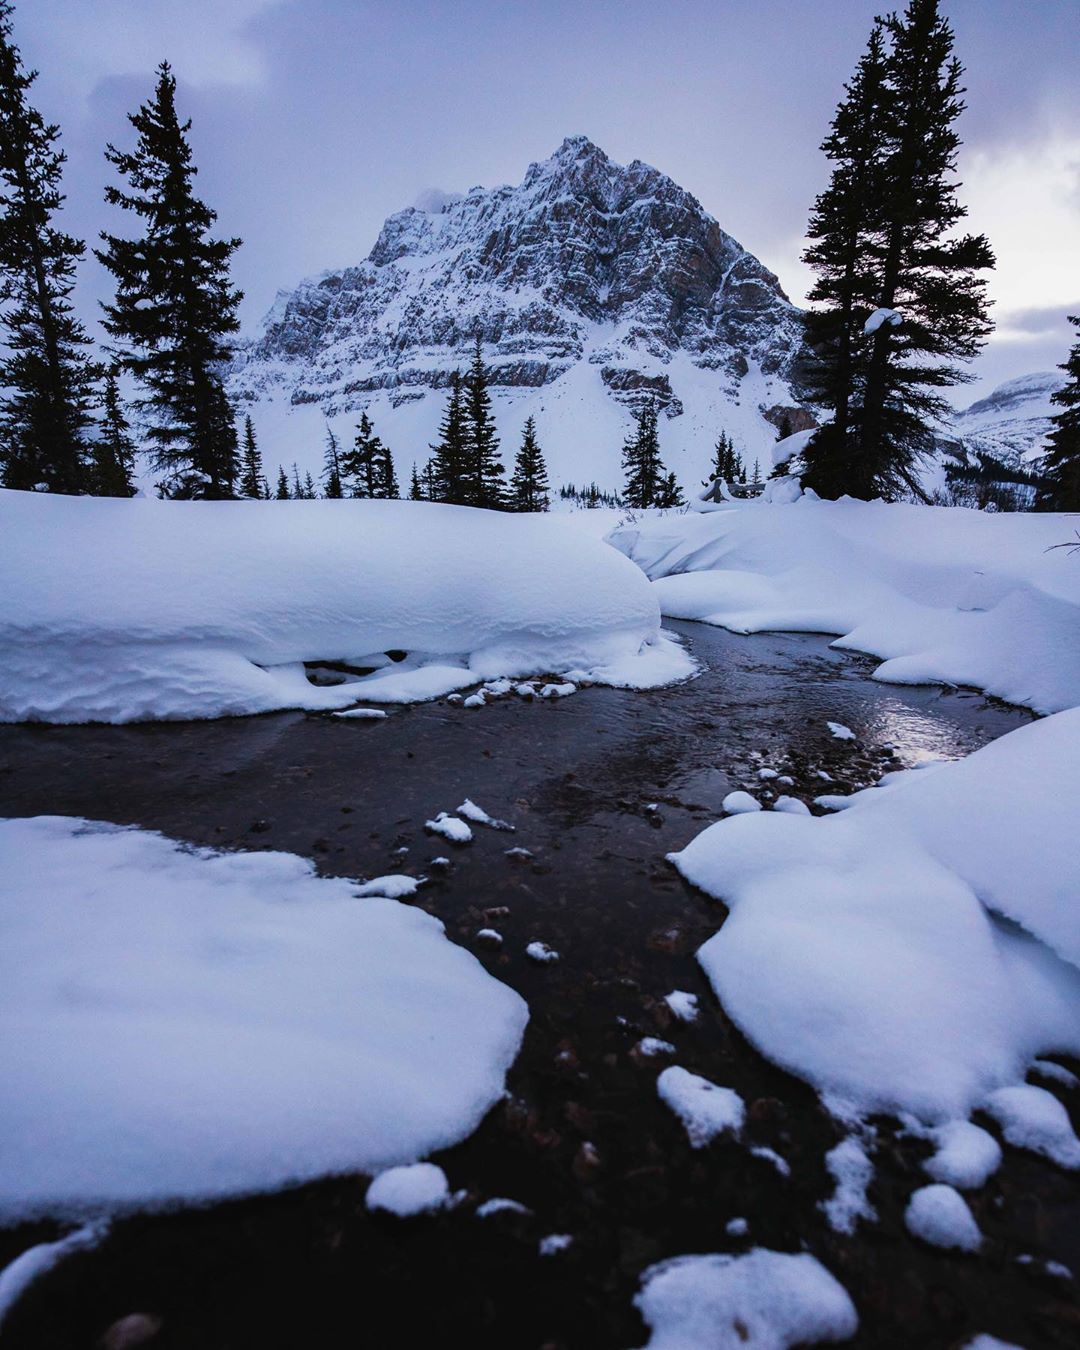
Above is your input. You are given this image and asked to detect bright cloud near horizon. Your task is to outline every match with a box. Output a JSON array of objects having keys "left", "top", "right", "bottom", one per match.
[{"left": 17, "top": 0, "right": 1080, "bottom": 402}]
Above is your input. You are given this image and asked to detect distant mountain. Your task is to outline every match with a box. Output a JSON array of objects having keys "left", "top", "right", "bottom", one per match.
[
  {"left": 945, "top": 371, "right": 1064, "bottom": 467},
  {"left": 228, "top": 136, "right": 815, "bottom": 493}
]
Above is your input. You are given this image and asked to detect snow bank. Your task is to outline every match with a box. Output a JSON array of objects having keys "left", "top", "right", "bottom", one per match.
[
  {"left": 668, "top": 709, "right": 1080, "bottom": 1130},
  {"left": 0, "top": 491, "right": 691, "bottom": 724},
  {"left": 634, "top": 1249, "right": 858, "bottom": 1349},
  {"left": 610, "top": 497, "right": 1080, "bottom": 715},
  {"left": 0, "top": 816, "right": 527, "bottom": 1219}
]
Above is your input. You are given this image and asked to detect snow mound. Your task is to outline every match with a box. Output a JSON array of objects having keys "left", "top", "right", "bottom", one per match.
[
  {"left": 365, "top": 1163, "right": 449, "bottom": 1216},
  {"left": 657, "top": 1067, "right": 745, "bottom": 1148},
  {"left": 0, "top": 816, "right": 527, "bottom": 1220},
  {"left": 610, "top": 497, "right": 1080, "bottom": 715},
  {"left": 924, "top": 1121, "right": 1002, "bottom": 1189},
  {"left": 982, "top": 1084, "right": 1080, "bottom": 1169},
  {"left": 634, "top": 1249, "right": 858, "bottom": 1349},
  {"left": 668, "top": 709, "right": 1080, "bottom": 1126},
  {"left": 904, "top": 1184, "right": 982, "bottom": 1252},
  {"left": 0, "top": 491, "right": 692, "bottom": 724}
]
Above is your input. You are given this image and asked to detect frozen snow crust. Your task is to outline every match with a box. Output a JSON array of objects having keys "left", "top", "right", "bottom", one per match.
[
  {"left": 669, "top": 708, "right": 1080, "bottom": 1128},
  {"left": 0, "top": 816, "right": 528, "bottom": 1219},
  {"left": 0, "top": 490, "right": 687, "bottom": 724},
  {"left": 611, "top": 496, "right": 1080, "bottom": 715}
]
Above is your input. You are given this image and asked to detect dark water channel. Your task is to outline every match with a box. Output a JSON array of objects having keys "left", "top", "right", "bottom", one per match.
[{"left": 0, "top": 622, "right": 1076, "bottom": 1350}]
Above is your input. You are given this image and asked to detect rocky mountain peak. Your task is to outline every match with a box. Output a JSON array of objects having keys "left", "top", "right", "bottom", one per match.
[{"left": 228, "top": 138, "right": 812, "bottom": 486}]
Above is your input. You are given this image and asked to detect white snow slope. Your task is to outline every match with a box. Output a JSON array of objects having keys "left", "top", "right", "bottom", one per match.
[
  {"left": 611, "top": 496, "right": 1080, "bottom": 715},
  {"left": 669, "top": 708, "right": 1080, "bottom": 1129},
  {"left": 0, "top": 490, "right": 691, "bottom": 724},
  {"left": 0, "top": 816, "right": 528, "bottom": 1219}
]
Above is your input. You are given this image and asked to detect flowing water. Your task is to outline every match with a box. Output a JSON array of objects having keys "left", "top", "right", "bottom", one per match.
[{"left": 1, "top": 623, "right": 1075, "bottom": 1349}]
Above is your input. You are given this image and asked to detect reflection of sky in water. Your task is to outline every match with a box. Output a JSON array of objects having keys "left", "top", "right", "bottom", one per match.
[{"left": 863, "top": 700, "right": 971, "bottom": 764}]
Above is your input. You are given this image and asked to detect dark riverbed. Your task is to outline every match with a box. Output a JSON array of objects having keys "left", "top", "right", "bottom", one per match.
[{"left": 1, "top": 622, "right": 1076, "bottom": 1350}]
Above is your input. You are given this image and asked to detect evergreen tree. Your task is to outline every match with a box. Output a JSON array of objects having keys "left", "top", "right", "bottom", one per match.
[
  {"left": 776, "top": 414, "right": 795, "bottom": 442},
  {"left": 655, "top": 471, "right": 685, "bottom": 509},
  {"left": 800, "top": 23, "right": 890, "bottom": 499},
  {"left": 238, "top": 414, "right": 266, "bottom": 499},
  {"left": 705, "top": 430, "right": 745, "bottom": 486},
  {"left": 409, "top": 462, "right": 424, "bottom": 501},
  {"left": 463, "top": 336, "right": 504, "bottom": 508},
  {"left": 303, "top": 470, "right": 316, "bottom": 499},
  {"left": 858, "top": 0, "right": 993, "bottom": 498},
  {"left": 751, "top": 457, "right": 762, "bottom": 486},
  {"left": 1037, "top": 315, "right": 1080, "bottom": 512},
  {"left": 291, "top": 463, "right": 304, "bottom": 499},
  {"left": 0, "top": 1, "right": 96, "bottom": 492},
  {"left": 322, "top": 424, "right": 343, "bottom": 498},
  {"left": 508, "top": 416, "right": 550, "bottom": 511},
  {"left": 274, "top": 464, "right": 289, "bottom": 500},
  {"left": 372, "top": 438, "right": 399, "bottom": 499},
  {"left": 97, "top": 62, "right": 242, "bottom": 499},
  {"left": 342, "top": 412, "right": 396, "bottom": 497},
  {"left": 90, "top": 365, "right": 136, "bottom": 496},
  {"left": 621, "top": 400, "right": 667, "bottom": 508},
  {"left": 802, "top": 2, "right": 994, "bottom": 501},
  {"left": 428, "top": 371, "right": 468, "bottom": 504}
]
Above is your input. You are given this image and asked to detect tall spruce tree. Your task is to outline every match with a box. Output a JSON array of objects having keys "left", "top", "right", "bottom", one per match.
[
  {"left": 274, "top": 464, "right": 289, "bottom": 499},
  {"left": 463, "top": 336, "right": 504, "bottom": 508},
  {"left": 90, "top": 365, "right": 136, "bottom": 496},
  {"left": 0, "top": 1, "right": 96, "bottom": 492},
  {"left": 1037, "top": 315, "right": 1080, "bottom": 512},
  {"left": 97, "top": 62, "right": 242, "bottom": 499},
  {"left": 322, "top": 424, "right": 343, "bottom": 498},
  {"left": 621, "top": 401, "right": 666, "bottom": 508},
  {"left": 238, "top": 414, "right": 266, "bottom": 499},
  {"left": 428, "top": 371, "right": 468, "bottom": 504},
  {"left": 508, "top": 416, "right": 550, "bottom": 511},
  {"left": 800, "top": 23, "right": 890, "bottom": 499},
  {"left": 408, "top": 462, "right": 424, "bottom": 501},
  {"left": 802, "top": 2, "right": 993, "bottom": 501}
]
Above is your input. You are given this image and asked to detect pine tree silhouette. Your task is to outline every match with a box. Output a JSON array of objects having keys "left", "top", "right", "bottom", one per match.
[
  {"left": 0, "top": 2, "right": 96, "bottom": 492},
  {"left": 97, "top": 62, "right": 242, "bottom": 498},
  {"left": 508, "top": 416, "right": 550, "bottom": 511}
]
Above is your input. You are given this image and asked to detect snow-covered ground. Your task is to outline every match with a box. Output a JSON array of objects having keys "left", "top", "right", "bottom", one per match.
[
  {"left": 0, "top": 490, "right": 693, "bottom": 724},
  {"left": 0, "top": 816, "right": 527, "bottom": 1219},
  {"left": 611, "top": 496, "right": 1080, "bottom": 714},
  {"left": 670, "top": 706, "right": 1080, "bottom": 1151}
]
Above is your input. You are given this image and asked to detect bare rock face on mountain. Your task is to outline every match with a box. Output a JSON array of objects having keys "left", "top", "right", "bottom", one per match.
[{"left": 229, "top": 136, "right": 810, "bottom": 426}]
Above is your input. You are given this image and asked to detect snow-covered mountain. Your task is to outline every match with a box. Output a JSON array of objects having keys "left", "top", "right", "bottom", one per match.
[
  {"left": 228, "top": 136, "right": 814, "bottom": 493},
  {"left": 944, "top": 371, "right": 1064, "bottom": 468}
]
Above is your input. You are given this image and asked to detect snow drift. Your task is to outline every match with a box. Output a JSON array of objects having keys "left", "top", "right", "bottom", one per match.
[
  {"left": 610, "top": 497, "right": 1080, "bottom": 714},
  {"left": 669, "top": 708, "right": 1080, "bottom": 1130},
  {"left": 0, "top": 816, "right": 528, "bottom": 1219},
  {"left": 0, "top": 490, "right": 688, "bottom": 724}
]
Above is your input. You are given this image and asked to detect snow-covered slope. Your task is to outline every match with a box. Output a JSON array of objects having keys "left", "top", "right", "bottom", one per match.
[
  {"left": 228, "top": 136, "right": 813, "bottom": 495},
  {"left": 942, "top": 371, "right": 1065, "bottom": 468}
]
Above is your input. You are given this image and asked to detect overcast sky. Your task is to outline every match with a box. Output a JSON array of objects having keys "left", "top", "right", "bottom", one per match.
[{"left": 17, "top": 0, "right": 1080, "bottom": 402}]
